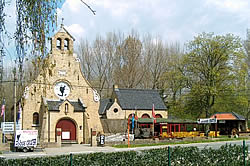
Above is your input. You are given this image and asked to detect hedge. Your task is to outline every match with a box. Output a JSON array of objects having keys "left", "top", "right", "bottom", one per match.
[{"left": 0, "top": 144, "right": 248, "bottom": 166}]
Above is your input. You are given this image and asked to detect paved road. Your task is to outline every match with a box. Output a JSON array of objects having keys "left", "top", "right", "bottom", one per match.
[{"left": 1, "top": 140, "right": 249, "bottom": 159}]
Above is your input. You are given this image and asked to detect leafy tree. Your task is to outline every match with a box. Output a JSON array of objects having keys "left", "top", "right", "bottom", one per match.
[
  {"left": 0, "top": 0, "right": 95, "bottom": 122},
  {"left": 160, "top": 43, "right": 187, "bottom": 118},
  {"left": 184, "top": 32, "right": 247, "bottom": 118}
]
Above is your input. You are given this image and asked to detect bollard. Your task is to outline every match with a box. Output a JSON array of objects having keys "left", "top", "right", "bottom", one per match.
[
  {"left": 243, "top": 140, "right": 246, "bottom": 166},
  {"left": 168, "top": 146, "right": 171, "bottom": 166},
  {"left": 70, "top": 153, "right": 73, "bottom": 166}
]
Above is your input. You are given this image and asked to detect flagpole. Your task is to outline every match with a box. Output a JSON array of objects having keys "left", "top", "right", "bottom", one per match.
[
  {"left": 14, "top": 74, "right": 17, "bottom": 146},
  {"left": 3, "top": 98, "right": 5, "bottom": 143},
  {"left": 135, "top": 107, "right": 137, "bottom": 129},
  {"left": 152, "top": 118, "right": 154, "bottom": 138},
  {"left": 152, "top": 104, "right": 155, "bottom": 139},
  {"left": 128, "top": 118, "right": 130, "bottom": 148}
]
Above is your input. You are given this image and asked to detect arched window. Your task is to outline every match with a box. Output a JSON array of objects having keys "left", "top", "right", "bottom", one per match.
[
  {"left": 65, "top": 103, "right": 69, "bottom": 114},
  {"left": 33, "top": 112, "right": 39, "bottom": 125},
  {"left": 57, "top": 38, "right": 62, "bottom": 50},
  {"left": 141, "top": 114, "right": 150, "bottom": 119},
  {"left": 155, "top": 114, "right": 162, "bottom": 118},
  {"left": 64, "top": 39, "right": 69, "bottom": 50}
]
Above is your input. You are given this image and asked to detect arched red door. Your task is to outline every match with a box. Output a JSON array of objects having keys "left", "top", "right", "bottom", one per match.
[{"left": 56, "top": 119, "right": 76, "bottom": 141}]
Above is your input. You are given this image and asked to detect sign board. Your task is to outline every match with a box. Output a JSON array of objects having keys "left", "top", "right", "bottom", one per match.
[
  {"left": 219, "top": 120, "right": 226, "bottom": 124},
  {"left": 62, "top": 131, "right": 70, "bottom": 139},
  {"left": 100, "top": 135, "right": 105, "bottom": 145},
  {"left": 1, "top": 122, "right": 21, "bottom": 134},
  {"left": 14, "top": 130, "right": 38, "bottom": 147},
  {"left": 197, "top": 118, "right": 217, "bottom": 124}
]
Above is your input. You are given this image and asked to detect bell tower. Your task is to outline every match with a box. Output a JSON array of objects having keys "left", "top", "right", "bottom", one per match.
[{"left": 51, "top": 19, "right": 75, "bottom": 55}]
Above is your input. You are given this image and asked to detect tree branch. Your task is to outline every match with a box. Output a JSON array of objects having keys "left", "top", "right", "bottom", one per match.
[{"left": 80, "top": 0, "right": 96, "bottom": 15}]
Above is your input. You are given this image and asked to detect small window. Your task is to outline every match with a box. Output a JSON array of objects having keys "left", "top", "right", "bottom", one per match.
[
  {"left": 141, "top": 114, "right": 150, "bottom": 119},
  {"left": 33, "top": 112, "right": 39, "bottom": 125},
  {"left": 113, "top": 108, "right": 118, "bottom": 113},
  {"left": 57, "top": 38, "right": 62, "bottom": 50},
  {"left": 64, "top": 39, "right": 69, "bottom": 50},
  {"left": 65, "top": 103, "right": 69, "bottom": 114},
  {"left": 155, "top": 114, "right": 162, "bottom": 118}
]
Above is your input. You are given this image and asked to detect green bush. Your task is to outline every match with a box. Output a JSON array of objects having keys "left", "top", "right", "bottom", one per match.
[{"left": 0, "top": 144, "right": 248, "bottom": 166}]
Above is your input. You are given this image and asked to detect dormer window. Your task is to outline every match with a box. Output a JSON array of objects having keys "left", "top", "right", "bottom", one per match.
[
  {"left": 57, "top": 38, "right": 62, "bottom": 50},
  {"left": 64, "top": 39, "right": 69, "bottom": 50}
]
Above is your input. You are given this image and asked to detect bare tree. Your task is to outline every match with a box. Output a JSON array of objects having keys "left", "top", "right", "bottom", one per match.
[
  {"left": 78, "top": 32, "right": 122, "bottom": 97},
  {"left": 142, "top": 35, "right": 169, "bottom": 89},
  {"left": 113, "top": 32, "right": 144, "bottom": 88},
  {"left": 78, "top": 39, "right": 94, "bottom": 81}
]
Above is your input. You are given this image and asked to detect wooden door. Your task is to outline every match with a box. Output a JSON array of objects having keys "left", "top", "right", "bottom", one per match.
[{"left": 56, "top": 119, "right": 76, "bottom": 140}]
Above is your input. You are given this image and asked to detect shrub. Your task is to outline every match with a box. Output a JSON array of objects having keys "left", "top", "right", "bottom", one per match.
[{"left": 0, "top": 144, "right": 248, "bottom": 166}]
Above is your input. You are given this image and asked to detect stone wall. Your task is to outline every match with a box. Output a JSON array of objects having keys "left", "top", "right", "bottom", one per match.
[{"left": 101, "top": 119, "right": 127, "bottom": 134}]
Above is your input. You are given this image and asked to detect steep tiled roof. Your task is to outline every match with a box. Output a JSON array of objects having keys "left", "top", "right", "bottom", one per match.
[
  {"left": 46, "top": 99, "right": 86, "bottom": 112},
  {"left": 47, "top": 100, "right": 61, "bottom": 111},
  {"left": 210, "top": 112, "right": 245, "bottom": 121},
  {"left": 114, "top": 88, "right": 166, "bottom": 110},
  {"left": 98, "top": 99, "right": 113, "bottom": 115}
]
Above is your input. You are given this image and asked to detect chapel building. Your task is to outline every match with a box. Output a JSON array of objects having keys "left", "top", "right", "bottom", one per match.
[{"left": 20, "top": 24, "right": 103, "bottom": 145}]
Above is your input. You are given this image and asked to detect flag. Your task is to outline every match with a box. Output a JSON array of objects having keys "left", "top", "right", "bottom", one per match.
[
  {"left": 135, "top": 114, "right": 138, "bottom": 121},
  {"left": 1, "top": 99, "right": 5, "bottom": 117},
  {"left": 131, "top": 113, "right": 135, "bottom": 129},
  {"left": 152, "top": 104, "right": 156, "bottom": 123},
  {"left": 17, "top": 102, "right": 22, "bottom": 122}
]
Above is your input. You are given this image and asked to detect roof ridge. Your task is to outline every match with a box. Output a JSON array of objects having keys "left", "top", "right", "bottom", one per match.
[{"left": 118, "top": 88, "right": 159, "bottom": 91}]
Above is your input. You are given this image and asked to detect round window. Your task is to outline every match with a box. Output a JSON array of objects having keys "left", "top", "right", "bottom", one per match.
[{"left": 114, "top": 108, "right": 118, "bottom": 113}]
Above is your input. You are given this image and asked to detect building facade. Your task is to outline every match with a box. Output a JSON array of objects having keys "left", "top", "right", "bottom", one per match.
[
  {"left": 99, "top": 85, "right": 168, "bottom": 119},
  {"left": 20, "top": 25, "right": 103, "bottom": 145}
]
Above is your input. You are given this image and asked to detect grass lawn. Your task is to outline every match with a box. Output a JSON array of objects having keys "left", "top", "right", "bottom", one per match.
[{"left": 112, "top": 136, "right": 249, "bottom": 148}]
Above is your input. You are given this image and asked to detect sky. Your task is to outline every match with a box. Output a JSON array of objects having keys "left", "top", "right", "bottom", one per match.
[
  {"left": 3, "top": 0, "right": 250, "bottom": 65},
  {"left": 57, "top": 0, "right": 250, "bottom": 45}
]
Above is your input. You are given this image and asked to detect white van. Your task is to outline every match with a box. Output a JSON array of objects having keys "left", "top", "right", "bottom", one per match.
[{"left": 14, "top": 130, "right": 38, "bottom": 152}]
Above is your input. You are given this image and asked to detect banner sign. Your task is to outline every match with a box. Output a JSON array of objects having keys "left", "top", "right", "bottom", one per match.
[
  {"left": 1, "top": 122, "right": 21, "bottom": 134},
  {"left": 197, "top": 118, "right": 217, "bottom": 124},
  {"left": 14, "top": 130, "right": 38, "bottom": 147}
]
